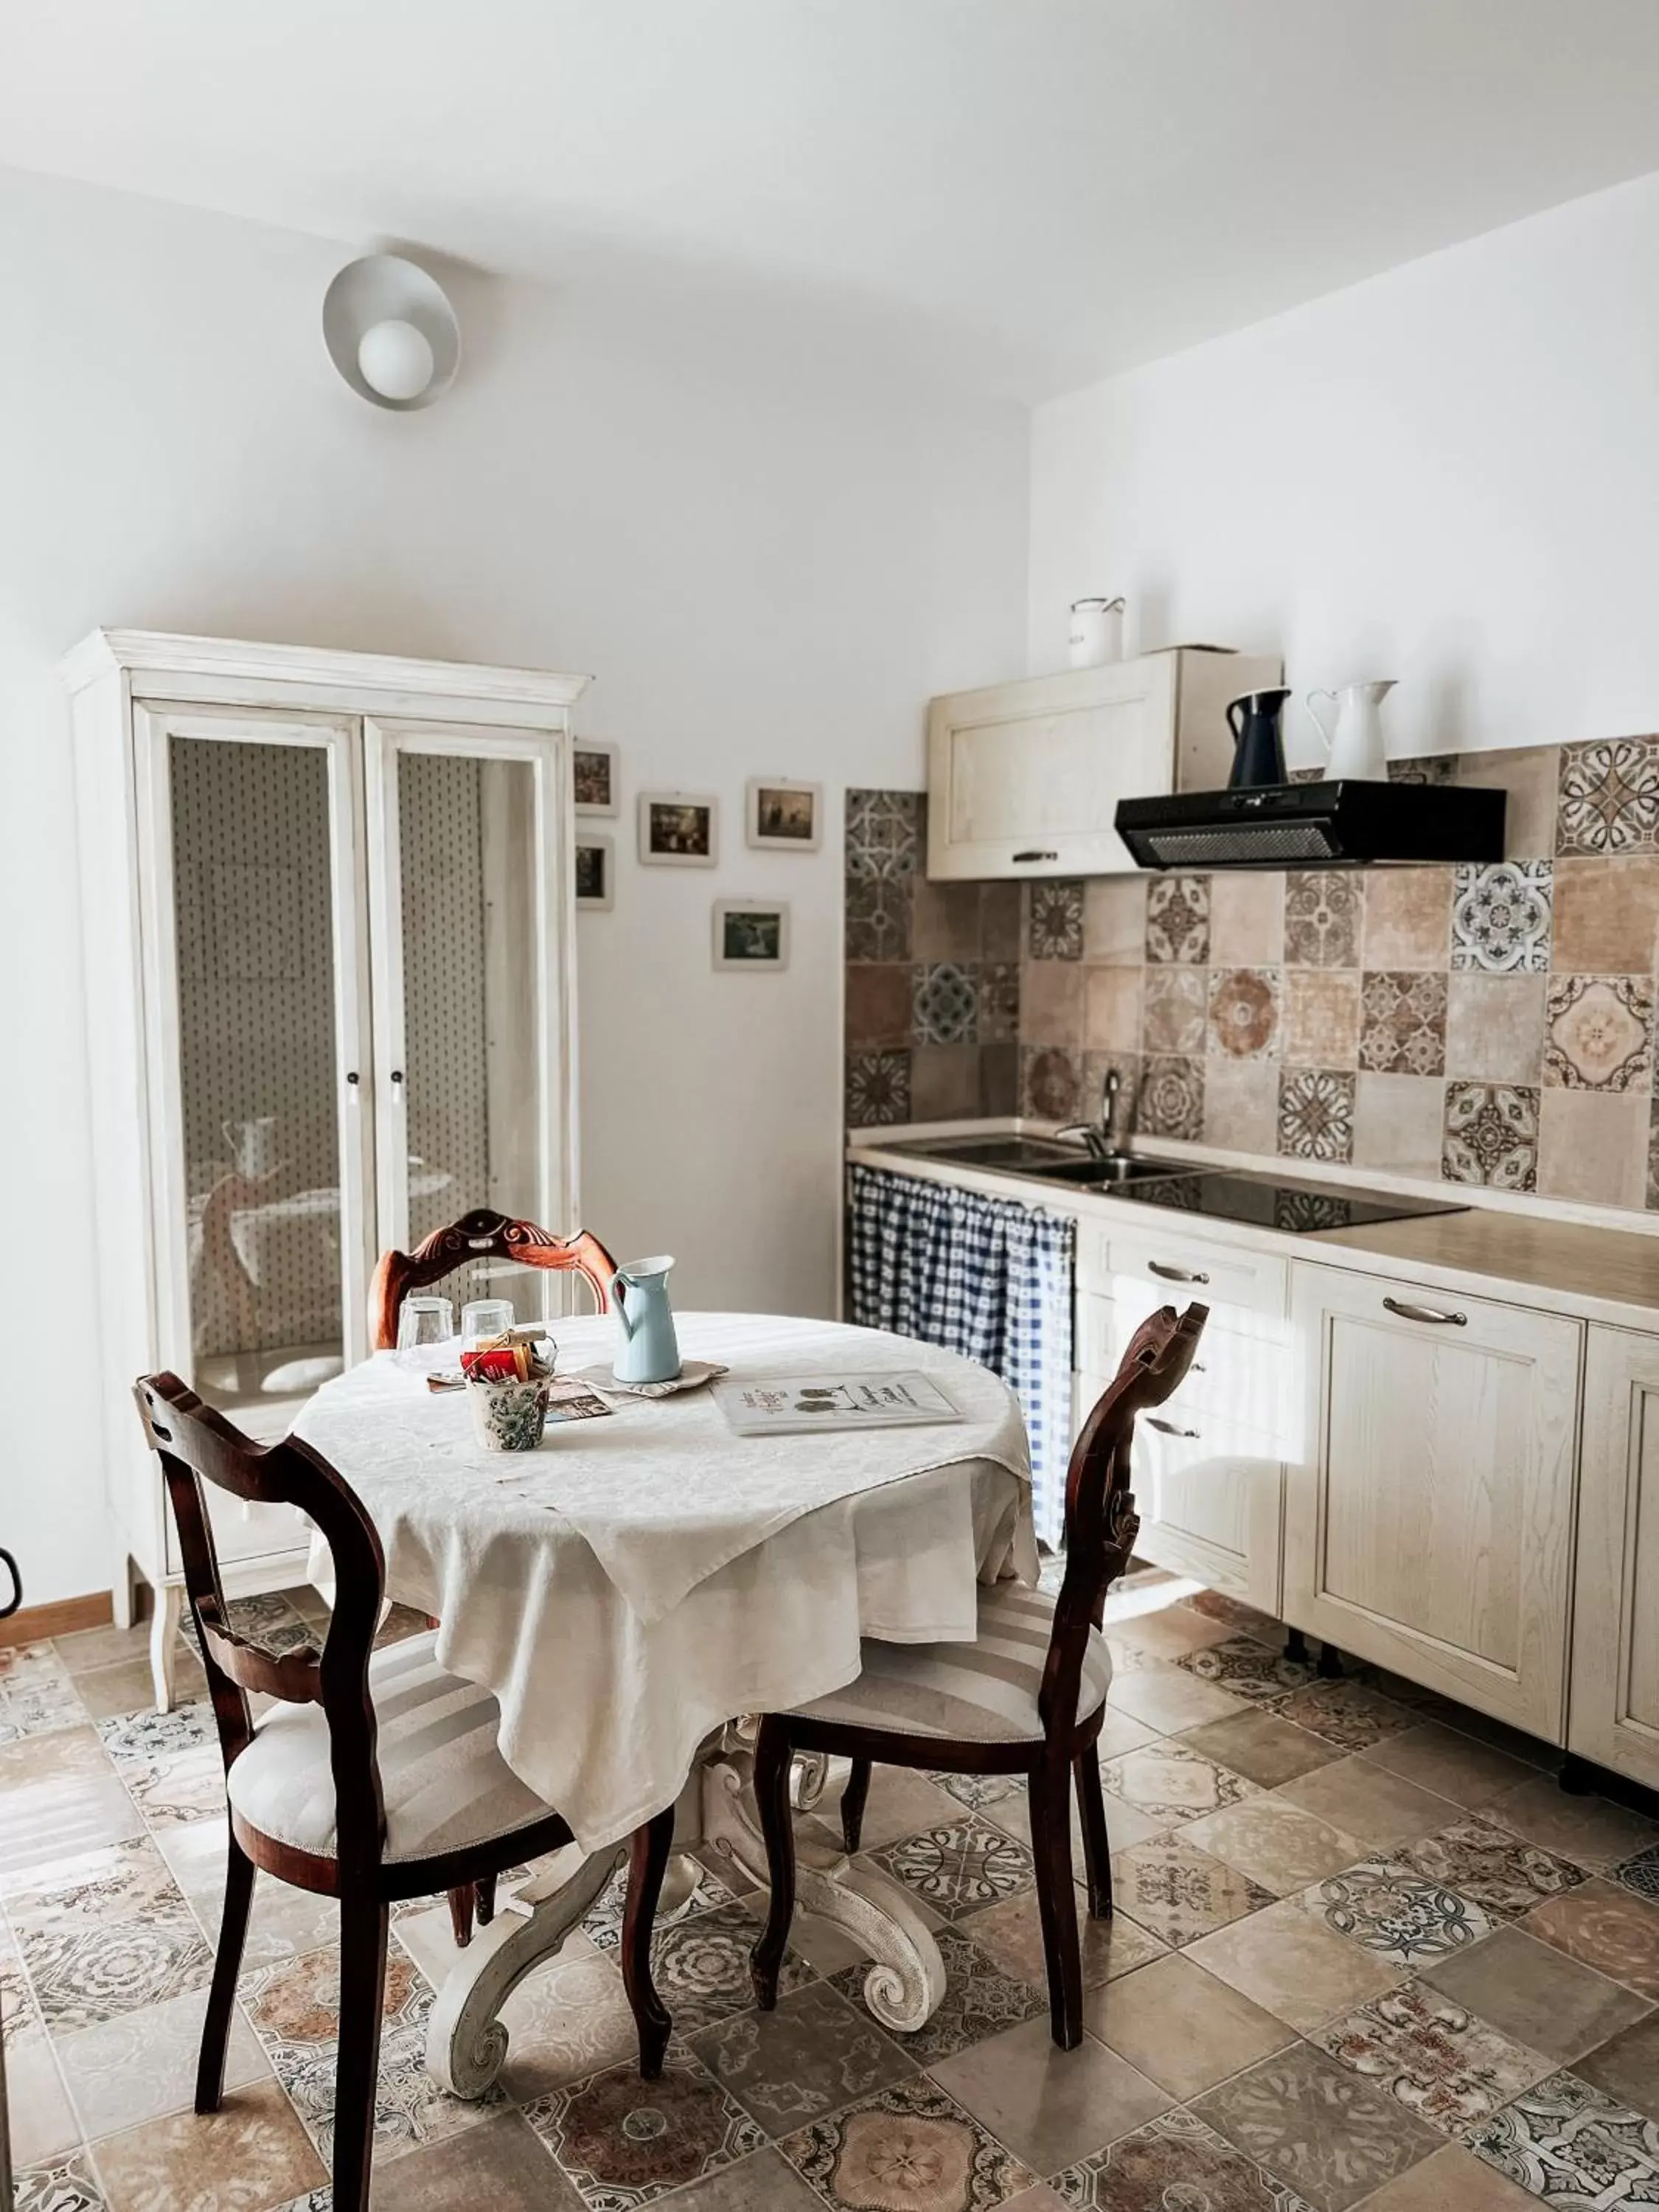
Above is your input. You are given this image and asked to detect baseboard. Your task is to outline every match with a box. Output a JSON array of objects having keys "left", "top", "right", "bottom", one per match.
[{"left": 0, "top": 1590, "right": 114, "bottom": 1647}]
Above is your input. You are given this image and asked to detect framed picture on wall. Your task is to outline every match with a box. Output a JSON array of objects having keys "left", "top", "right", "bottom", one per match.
[
  {"left": 575, "top": 835, "right": 613, "bottom": 910},
  {"left": 639, "top": 792, "right": 719, "bottom": 866},
  {"left": 745, "top": 777, "right": 821, "bottom": 852},
  {"left": 573, "top": 741, "right": 620, "bottom": 817},
  {"left": 713, "top": 899, "right": 790, "bottom": 970}
]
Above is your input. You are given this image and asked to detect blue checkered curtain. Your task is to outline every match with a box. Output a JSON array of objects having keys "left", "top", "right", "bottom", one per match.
[{"left": 846, "top": 1163, "right": 1075, "bottom": 1545}]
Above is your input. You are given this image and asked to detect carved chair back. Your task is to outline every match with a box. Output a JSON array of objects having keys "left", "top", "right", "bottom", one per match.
[
  {"left": 132, "top": 1374, "right": 389, "bottom": 1874},
  {"left": 1037, "top": 1301, "right": 1208, "bottom": 1733},
  {"left": 369, "top": 1211, "right": 618, "bottom": 1351}
]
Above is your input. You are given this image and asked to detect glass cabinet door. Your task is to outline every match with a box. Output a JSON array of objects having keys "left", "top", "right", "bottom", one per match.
[
  {"left": 136, "top": 706, "right": 373, "bottom": 1427},
  {"left": 365, "top": 721, "right": 576, "bottom": 1323}
]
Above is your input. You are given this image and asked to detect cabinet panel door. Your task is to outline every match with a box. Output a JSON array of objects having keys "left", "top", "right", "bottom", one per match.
[
  {"left": 134, "top": 704, "right": 373, "bottom": 1433},
  {"left": 1287, "top": 1264, "right": 1580, "bottom": 1738},
  {"left": 364, "top": 720, "right": 577, "bottom": 1319},
  {"left": 926, "top": 661, "right": 1175, "bottom": 880},
  {"left": 1570, "top": 1327, "right": 1659, "bottom": 1789}
]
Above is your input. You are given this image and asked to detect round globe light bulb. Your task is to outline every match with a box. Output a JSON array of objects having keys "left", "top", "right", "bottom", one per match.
[{"left": 357, "top": 318, "right": 435, "bottom": 402}]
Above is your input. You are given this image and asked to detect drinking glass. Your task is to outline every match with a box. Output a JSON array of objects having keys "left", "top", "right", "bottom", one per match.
[
  {"left": 461, "top": 1298, "right": 515, "bottom": 1349},
  {"left": 396, "top": 1295, "right": 455, "bottom": 1362}
]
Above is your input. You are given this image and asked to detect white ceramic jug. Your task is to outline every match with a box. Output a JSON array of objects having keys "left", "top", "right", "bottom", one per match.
[{"left": 1306, "top": 680, "right": 1397, "bottom": 782}]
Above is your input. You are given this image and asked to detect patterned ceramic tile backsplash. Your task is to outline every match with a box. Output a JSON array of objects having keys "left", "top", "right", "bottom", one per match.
[{"left": 844, "top": 741, "right": 1659, "bottom": 1214}]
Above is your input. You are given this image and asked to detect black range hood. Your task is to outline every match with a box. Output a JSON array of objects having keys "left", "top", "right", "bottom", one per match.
[{"left": 1115, "top": 779, "right": 1506, "bottom": 871}]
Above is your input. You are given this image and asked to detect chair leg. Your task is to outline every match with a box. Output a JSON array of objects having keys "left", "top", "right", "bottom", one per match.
[
  {"left": 749, "top": 1717, "right": 797, "bottom": 2011},
  {"left": 447, "top": 1884, "right": 475, "bottom": 1948},
  {"left": 332, "top": 1891, "right": 390, "bottom": 2212},
  {"left": 475, "top": 1873, "right": 498, "bottom": 1928},
  {"left": 1029, "top": 1754, "right": 1083, "bottom": 2050},
  {"left": 1073, "top": 1740, "right": 1113, "bottom": 1921},
  {"left": 195, "top": 1832, "right": 255, "bottom": 2112},
  {"left": 622, "top": 1807, "right": 675, "bottom": 2081},
  {"left": 840, "top": 1756, "right": 872, "bottom": 1854}
]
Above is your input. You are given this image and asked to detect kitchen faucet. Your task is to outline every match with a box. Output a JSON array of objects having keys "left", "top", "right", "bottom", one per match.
[{"left": 1057, "top": 1065, "right": 1123, "bottom": 1158}]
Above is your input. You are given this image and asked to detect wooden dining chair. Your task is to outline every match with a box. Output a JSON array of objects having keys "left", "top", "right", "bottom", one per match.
[
  {"left": 748, "top": 1300, "right": 1209, "bottom": 2051},
  {"left": 369, "top": 1208, "right": 618, "bottom": 1944},
  {"left": 133, "top": 1372, "right": 674, "bottom": 2212},
  {"left": 369, "top": 1208, "right": 619, "bottom": 1349}
]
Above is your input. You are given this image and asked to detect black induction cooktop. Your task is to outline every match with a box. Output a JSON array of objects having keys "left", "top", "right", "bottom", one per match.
[{"left": 1113, "top": 1169, "right": 1467, "bottom": 1236}]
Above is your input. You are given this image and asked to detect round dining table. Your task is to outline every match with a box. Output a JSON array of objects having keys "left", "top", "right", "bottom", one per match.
[{"left": 293, "top": 1310, "right": 1037, "bottom": 2096}]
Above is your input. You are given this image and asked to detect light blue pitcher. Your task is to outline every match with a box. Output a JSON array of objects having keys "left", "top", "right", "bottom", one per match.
[{"left": 611, "top": 1255, "right": 681, "bottom": 1384}]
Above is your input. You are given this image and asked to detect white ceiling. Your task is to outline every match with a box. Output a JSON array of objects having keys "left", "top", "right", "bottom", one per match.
[{"left": 7, "top": 0, "right": 1659, "bottom": 399}]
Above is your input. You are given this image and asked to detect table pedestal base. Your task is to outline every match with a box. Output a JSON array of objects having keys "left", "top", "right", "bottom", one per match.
[{"left": 426, "top": 1730, "right": 946, "bottom": 2097}]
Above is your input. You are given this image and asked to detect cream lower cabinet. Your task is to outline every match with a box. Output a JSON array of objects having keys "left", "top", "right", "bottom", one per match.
[
  {"left": 1075, "top": 1218, "right": 1287, "bottom": 1615},
  {"left": 1569, "top": 1326, "right": 1659, "bottom": 1790},
  {"left": 1285, "top": 1262, "right": 1581, "bottom": 1739}
]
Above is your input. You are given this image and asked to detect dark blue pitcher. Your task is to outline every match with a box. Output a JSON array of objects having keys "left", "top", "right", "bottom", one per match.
[{"left": 1225, "top": 688, "right": 1293, "bottom": 790}]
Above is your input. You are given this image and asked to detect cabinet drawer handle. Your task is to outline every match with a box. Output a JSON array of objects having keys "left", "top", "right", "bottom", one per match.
[
  {"left": 1382, "top": 1295, "right": 1467, "bottom": 1326},
  {"left": 1148, "top": 1261, "right": 1210, "bottom": 1284},
  {"left": 1147, "top": 1416, "right": 1200, "bottom": 1439},
  {"left": 1011, "top": 848, "right": 1059, "bottom": 863}
]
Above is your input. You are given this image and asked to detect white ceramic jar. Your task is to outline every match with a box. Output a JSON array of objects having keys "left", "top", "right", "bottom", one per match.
[{"left": 1068, "top": 597, "right": 1125, "bottom": 668}]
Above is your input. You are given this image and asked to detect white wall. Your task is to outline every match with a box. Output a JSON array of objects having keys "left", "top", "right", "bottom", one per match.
[
  {"left": 1029, "top": 171, "right": 1659, "bottom": 762},
  {"left": 1, "top": 167, "right": 1028, "bottom": 1602}
]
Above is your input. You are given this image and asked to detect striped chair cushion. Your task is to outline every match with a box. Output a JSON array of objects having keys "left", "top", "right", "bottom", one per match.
[
  {"left": 786, "top": 1582, "right": 1110, "bottom": 1745},
  {"left": 226, "top": 1631, "right": 555, "bottom": 1863}
]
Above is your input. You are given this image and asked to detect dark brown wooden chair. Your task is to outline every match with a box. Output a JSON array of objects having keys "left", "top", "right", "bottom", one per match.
[
  {"left": 369, "top": 1209, "right": 618, "bottom": 1350},
  {"left": 748, "top": 1301, "right": 1208, "bottom": 2050},
  {"left": 368, "top": 1208, "right": 618, "bottom": 1945},
  {"left": 133, "top": 1372, "right": 673, "bottom": 2212}
]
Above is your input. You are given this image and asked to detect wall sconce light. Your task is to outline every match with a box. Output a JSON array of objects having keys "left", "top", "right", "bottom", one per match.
[{"left": 323, "top": 251, "right": 461, "bottom": 411}]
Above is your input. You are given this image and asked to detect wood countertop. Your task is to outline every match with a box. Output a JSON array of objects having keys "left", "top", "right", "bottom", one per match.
[{"left": 850, "top": 1134, "right": 1659, "bottom": 1335}]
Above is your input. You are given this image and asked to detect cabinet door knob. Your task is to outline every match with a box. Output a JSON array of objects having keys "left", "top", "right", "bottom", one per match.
[
  {"left": 344, "top": 1071, "right": 360, "bottom": 1086},
  {"left": 1147, "top": 1416, "right": 1200, "bottom": 1439},
  {"left": 1011, "top": 849, "right": 1059, "bottom": 863},
  {"left": 1148, "top": 1261, "right": 1210, "bottom": 1284},
  {"left": 1382, "top": 1295, "right": 1467, "bottom": 1326}
]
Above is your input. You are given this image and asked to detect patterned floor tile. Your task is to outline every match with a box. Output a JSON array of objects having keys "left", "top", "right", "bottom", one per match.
[
  {"left": 94, "top": 2077, "right": 327, "bottom": 2212},
  {"left": 1466, "top": 2069, "right": 1659, "bottom": 2207},
  {"left": 1618, "top": 1846, "right": 1659, "bottom": 1905},
  {"left": 1177, "top": 1636, "right": 1315, "bottom": 1704},
  {"left": 528, "top": 2050, "right": 764, "bottom": 2207},
  {"left": 1109, "top": 1834, "right": 1276, "bottom": 1949},
  {"left": 1182, "top": 1590, "right": 1285, "bottom": 1640},
  {"left": 931, "top": 2012, "right": 1173, "bottom": 2173},
  {"left": 54, "top": 1984, "right": 269, "bottom": 2140},
  {"left": 1312, "top": 1978, "right": 1554, "bottom": 2133},
  {"left": 494, "top": 1950, "right": 641, "bottom": 2100},
  {"left": 1305, "top": 1858, "right": 1493, "bottom": 1969},
  {"left": 869, "top": 1817, "right": 1036, "bottom": 1923},
  {"left": 690, "top": 1980, "right": 915, "bottom": 2132},
  {"left": 779, "top": 2074, "right": 1034, "bottom": 2210},
  {"left": 1420, "top": 1924, "right": 1654, "bottom": 2070},
  {"left": 1052, "top": 2106, "right": 1317, "bottom": 2211},
  {"left": 13, "top": 2148, "right": 110, "bottom": 2211},
  {"left": 1179, "top": 1710, "right": 1341, "bottom": 1791},
  {"left": 1192, "top": 2042, "right": 1442, "bottom": 2212},
  {"left": 5, "top": 1838, "right": 212, "bottom": 2031},
  {"left": 94, "top": 1704, "right": 226, "bottom": 1828},
  {"left": 0, "top": 1730, "right": 145, "bottom": 1875},
  {"left": 0, "top": 1644, "right": 91, "bottom": 1745},
  {"left": 1272, "top": 1680, "right": 1416, "bottom": 1752},
  {"left": 1525, "top": 1879, "right": 1659, "bottom": 2000},
  {"left": 1181, "top": 1799, "right": 1364, "bottom": 1899},
  {"left": 956, "top": 1890, "right": 1164, "bottom": 2006},
  {"left": 1083, "top": 1951, "right": 1293, "bottom": 2101},
  {"left": 644, "top": 1903, "right": 814, "bottom": 2032},
  {"left": 1101, "top": 1743, "right": 1262, "bottom": 1828},
  {"left": 929, "top": 1771, "right": 1027, "bottom": 1820},
  {"left": 844, "top": 1921, "right": 1046, "bottom": 2065},
  {"left": 1397, "top": 1817, "right": 1586, "bottom": 1921},
  {"left": 1489, "top": 1776, "right": 1659, "bottom": 1873}
]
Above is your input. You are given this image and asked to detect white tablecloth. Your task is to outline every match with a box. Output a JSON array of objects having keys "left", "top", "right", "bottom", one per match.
[{"left": 294, "top": 1312, "right": 1038, "bottom": 1849}]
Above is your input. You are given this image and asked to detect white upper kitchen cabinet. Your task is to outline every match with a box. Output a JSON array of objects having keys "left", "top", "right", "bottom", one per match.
[{"left": 925, "top": 647, "right": 1281, "bottom": 880}]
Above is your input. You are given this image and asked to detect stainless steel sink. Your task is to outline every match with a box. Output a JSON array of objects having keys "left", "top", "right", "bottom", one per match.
[
  {"left": 886, "top": 1135, "right": 1089, "bottom": 1172},
  {"left": 1024, "top": 1155, "right": 1186, "bottom": 1186}
]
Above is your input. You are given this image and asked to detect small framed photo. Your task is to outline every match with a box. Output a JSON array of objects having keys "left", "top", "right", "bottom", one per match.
[
  {"left": 745, "top": 777, "right": 821, "bottom": 852},
  {"left": 639, "top": 792, "right": 718, "bottom": 867},
  {"left": 713, "top": 899, "right": 790, "bottom": 970},
  {"left": 574, "top": 834, "right": 613, "bottom": 911},
  {"left": 573, "top": 741, "right": 619, "bottom": 817}
]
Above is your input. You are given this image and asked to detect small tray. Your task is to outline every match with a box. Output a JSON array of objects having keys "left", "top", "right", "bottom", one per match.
[{"left": 573, "top": 1360, "right": 728, "bottom": 1400}]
